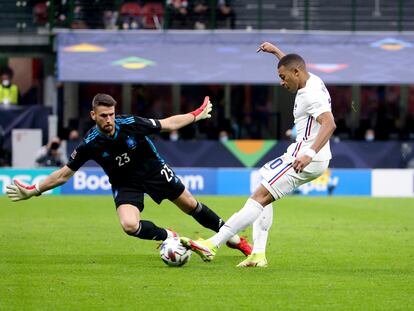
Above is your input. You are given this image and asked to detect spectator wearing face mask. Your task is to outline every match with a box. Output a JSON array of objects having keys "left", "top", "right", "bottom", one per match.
[
  {"left": 218, "top": 130, "right": 229, "bottom": 142},
  {"left": 0, "top": 67, "right": 19, "bottom": 106},
  {"left": 169, "top": 129, "right": 180, "bottom": 142},
  {"left": 68, "top": 129, "right": 80, "bottom": 142},
  {"left": 364, "top": 128, "right": 375, "bottom": 142},
  {"left": 285, "top": 125, "right": 297, "bottom": 142}
]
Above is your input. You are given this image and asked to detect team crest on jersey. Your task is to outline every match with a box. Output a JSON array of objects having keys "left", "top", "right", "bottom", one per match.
[{"left": 126, "top": 136, "right": 137, "bottom": 149}]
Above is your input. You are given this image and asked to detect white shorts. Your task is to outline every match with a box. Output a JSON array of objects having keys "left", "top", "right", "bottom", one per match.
[{"left": 260, "top": 153, "right": 330, "bottom": 200}]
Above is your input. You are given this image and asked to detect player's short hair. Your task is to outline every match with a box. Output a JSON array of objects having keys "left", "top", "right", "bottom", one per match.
[
  {"left": 92, "top": 93, "right": 117, "bottom": 110},
  {"left": 278, "top": 54, "right": 306, "bottom": 70}
]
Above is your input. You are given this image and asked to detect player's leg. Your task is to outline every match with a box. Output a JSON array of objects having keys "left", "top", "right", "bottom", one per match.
[
  {"left": 235, "top": 157, "right": 309, "bottom": 266},
  {"left": 173, "top": 188, "right": 224, "bottom": 231},
  {"left": 116, "top": 204, "right": 171, "bottom": 240},
  {"left": 145, "top": 163, "right": 251, "bottom": 255},
  {"left": 144, "top": 165, "right": 224, "bottom": 232},
  {"left": 209, "top": 184, "right": 274, "bottom": 248},
  {"left": 241, "top": 168, "right": 276, "bottom": 267},
  {"left": 183, "top": 155, "right": 292, "bottom": 261},
  {"left": 236, "top": 203, "right": 273, "bottom": 267},
  {"left": 180, "top": 185, "right": 273, "bottom": 261},
  {"left": 113, "top": 187, "right": 176, "bottom": 241},
  {"left": 185, "top": 158, "right": 330, "bottom": 262},
  {"left": 253, "top": 204, "right": 273, "bottom": 254},
  {"left": 172, "top": 188, "right": 252, "bottom": 256},
  {"left": 237, "top": 158, "right": 331, "bottom": 266}
]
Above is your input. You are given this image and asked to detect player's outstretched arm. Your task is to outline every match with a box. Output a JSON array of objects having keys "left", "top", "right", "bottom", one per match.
[
  {"left": 159, "top": 96, "right": 212, "bottom": 131},
  {"left": 257, "top": 42, "right": 286, "bottom": 60},
  {"left": 6, "top": 165, "right": 75, "bottom": 202}
]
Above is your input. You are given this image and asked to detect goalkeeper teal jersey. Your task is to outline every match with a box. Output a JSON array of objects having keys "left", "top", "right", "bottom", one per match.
[{"left": 67, "top": 115, "right": 165, "bottom": 187}]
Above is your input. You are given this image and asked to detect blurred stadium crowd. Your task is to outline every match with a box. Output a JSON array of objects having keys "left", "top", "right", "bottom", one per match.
[
  {"left": 30, "top": 0, "right": 235, "bottom": 30},
  {"left": 1, "top": 0, "right": 414, "bottom": 168}
]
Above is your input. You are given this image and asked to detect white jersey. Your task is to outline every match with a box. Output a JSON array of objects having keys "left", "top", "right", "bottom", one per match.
[{"left": 286, "top": 72, "right": 332, "bottom": 161}]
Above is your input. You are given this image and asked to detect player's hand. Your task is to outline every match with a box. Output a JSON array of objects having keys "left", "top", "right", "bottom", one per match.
[
  {"left": 190, "top": 96, "right": 212, "bottom": 122},
  {"left": 6, "top": 180, "right": 41, "bottom": 202},
  {"left": 256, "top": 42, "right": 277, "bottom": 54},
  {"left": 292, "top": 155, "right": 312, "bottom": 173}
]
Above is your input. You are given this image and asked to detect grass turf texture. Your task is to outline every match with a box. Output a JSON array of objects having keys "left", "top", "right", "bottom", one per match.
[{"left": 0, "top": 196, "right": 413, "bottom": 311}]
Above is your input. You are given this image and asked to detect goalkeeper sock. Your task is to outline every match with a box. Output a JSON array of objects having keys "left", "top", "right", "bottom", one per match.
[
  {"left": 129, "top": 220, "right": 168, "bottom": 241},
  {"left": 189, "top": 202, "right": 224, "bottom": 232}
]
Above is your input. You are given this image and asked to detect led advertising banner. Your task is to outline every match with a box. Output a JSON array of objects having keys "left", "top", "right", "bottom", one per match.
[
  {"left": 0, "top": 169, "right": 60, "bottom": 195},
  {"left": 58, "top": 31, "right": 414, "bottom": 84},
  {"left": 372, "top": 169, "right": 414, "bottom": 197}
]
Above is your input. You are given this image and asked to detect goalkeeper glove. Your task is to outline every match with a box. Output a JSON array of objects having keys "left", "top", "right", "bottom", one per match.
[
  {"left": 6, "top": 180, "right": 41, "bottom": 202},
  {"left": 190, "top": 96, "right": 212, "bottom": 122}
]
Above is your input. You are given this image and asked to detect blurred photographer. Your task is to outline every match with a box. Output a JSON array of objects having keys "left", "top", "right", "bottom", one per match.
[{"left": 35, "top": 137, "right": 67, "bottom": 167}]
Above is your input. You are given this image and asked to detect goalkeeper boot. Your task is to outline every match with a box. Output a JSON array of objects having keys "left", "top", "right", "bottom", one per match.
[
  {"left": 226, "top": 237, "right": 252, "bottom": 256},
  {"left": 236, "top": 253, "right": 268, "bottom": 268},
  {"left": 180, "top": 237, "right": 217, "bottom": 262}
]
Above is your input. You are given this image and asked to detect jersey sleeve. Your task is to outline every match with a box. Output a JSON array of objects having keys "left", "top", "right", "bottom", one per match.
[
  {"left": 305, "top": 91, "right": 332, "bottom": 120},
  {"left": 132, "top": 116, "right": 162, "bottom": 135},
  {"left": 66, "top": 142, "right": 91, "bottom": 171}
]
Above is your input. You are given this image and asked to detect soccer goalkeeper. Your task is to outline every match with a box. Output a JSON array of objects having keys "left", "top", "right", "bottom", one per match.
[{"left": 6, "top": 93, "right": 252, "bottom": 256}]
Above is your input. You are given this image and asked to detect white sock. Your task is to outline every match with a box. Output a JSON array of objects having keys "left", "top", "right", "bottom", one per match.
[
  {"left": 227, "top": 235, "right": 240, "bottom": 245},
  {"left": 210, "top": 198, "right": 263, "bottom": 248},
  {"left": 252, "top": 203, "right": 273, "bottom": 254}
]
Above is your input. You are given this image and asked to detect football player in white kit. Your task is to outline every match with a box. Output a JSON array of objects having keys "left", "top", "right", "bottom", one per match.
[{"left": 181, "top": 41, "right": 337, "bottom": 267}]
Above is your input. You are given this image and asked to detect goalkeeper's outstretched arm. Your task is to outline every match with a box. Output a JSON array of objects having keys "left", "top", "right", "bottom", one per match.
[
  {"left": 37, "top": 165, "right": 75, "bottom": 193},
  {"left": 159, "top": 96, "right": 212, "bottom": 131},
  {"left": 6, "top": 165, "right": 75, "bottom": 202}
]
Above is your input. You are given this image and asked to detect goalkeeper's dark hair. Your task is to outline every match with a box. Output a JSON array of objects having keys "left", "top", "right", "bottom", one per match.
[
  {"left": 92, "top": 93, "right": 117, "bottom": 110},
  {"left": 278, "top": 53, "right": 306, "bottom": 70}
]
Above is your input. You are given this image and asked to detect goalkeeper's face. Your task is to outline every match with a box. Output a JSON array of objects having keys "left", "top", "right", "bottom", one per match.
[{"left": 90, "top": 105, "right": 116, "bottom": 136}]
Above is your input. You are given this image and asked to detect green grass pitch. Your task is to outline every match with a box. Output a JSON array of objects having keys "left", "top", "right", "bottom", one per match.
[{"left": 1, "top": 195, "right": 413, "bottom": 310}]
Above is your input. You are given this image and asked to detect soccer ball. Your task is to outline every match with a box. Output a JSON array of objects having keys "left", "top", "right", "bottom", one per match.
[{"left": 160, "top": 237, "right": 192, "bottom": 267}]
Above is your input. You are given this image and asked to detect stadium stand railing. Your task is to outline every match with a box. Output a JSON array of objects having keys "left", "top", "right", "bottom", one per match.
[{"left": 1, "top": 0, "right": 414, "bottom": 33}]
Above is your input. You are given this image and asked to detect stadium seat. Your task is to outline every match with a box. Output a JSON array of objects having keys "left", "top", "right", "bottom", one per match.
[
  {"left": 119, "top": 2, "right": 143, "bottom": 29},
  {"left": 142, "top": 2, "right": 164, "bottom": 29},
  {"left": 120, "top": 2, "right": 142, "bottom": 16},
  {"left": 33, "top": 2, "right": 48, "bottom": 25}
]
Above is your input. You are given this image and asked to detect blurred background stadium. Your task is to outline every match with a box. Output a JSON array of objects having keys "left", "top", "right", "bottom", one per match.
[
  {"left": 1, "top": 0, "right": 414, "bottom": 196},
  {"left": 1, "top": 2, "right": 414, "bottom": 310}
]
